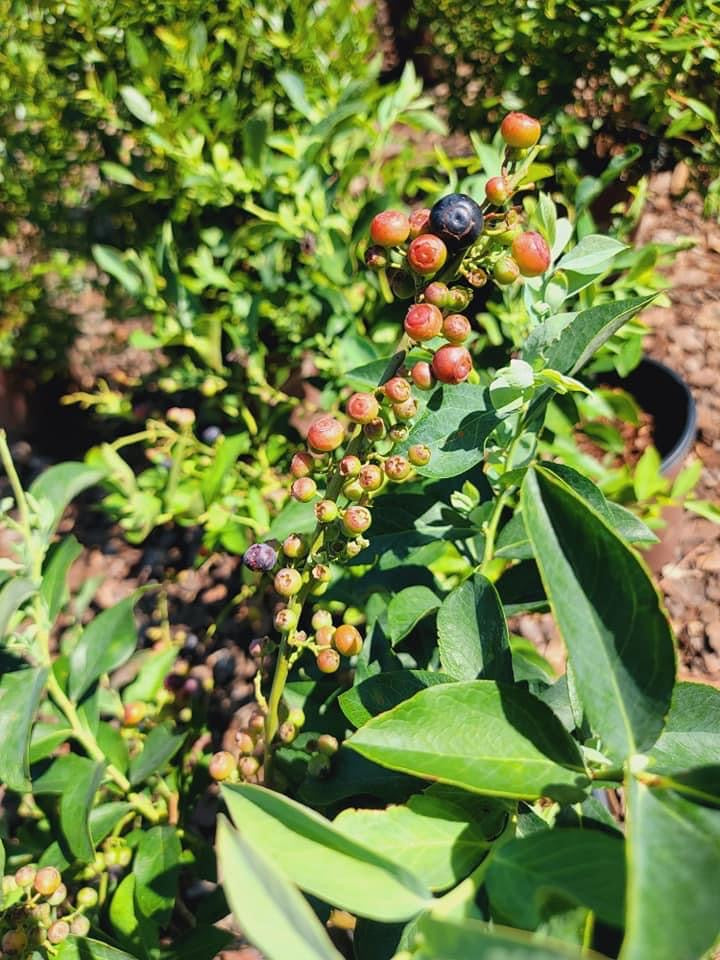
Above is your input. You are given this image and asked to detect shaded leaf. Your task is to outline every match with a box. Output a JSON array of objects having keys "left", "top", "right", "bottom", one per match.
[
  {"left": 340, "top": 671, "right": 454, "bottom": 729},
  {"left": 0, "top": 664, "right": 48, "bottom": 791},
  {"left": 69, "top": 597, "right": 139, "bottom": 702},
  {"left": 30, "top": 463, "right": 105, "bottom": 533},
  {"left": 0, "top": 577, "right": 35, "bottom": 640},
  {"left": 437, "top": 575, "right": 512, "bottom": 682},
  {"left": 41, "top": 536, "right": 83, "bottom": 621},
  {"left": 387, "top": 586, "right": 440, "bottom": 644},
  {"left": 128, "top": 725, "right": 185, "bottom": 786},
  {"left": 133, "top": 825, "right": 182, "bottom": 926}
]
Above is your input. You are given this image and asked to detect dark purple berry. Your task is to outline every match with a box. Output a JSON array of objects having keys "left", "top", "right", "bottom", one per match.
[
  {"left": 242, "top": 542, "right": 278, "bottom": 572},
  {"left": 429, "top": 193, "right": 484, "bottom": 251}
]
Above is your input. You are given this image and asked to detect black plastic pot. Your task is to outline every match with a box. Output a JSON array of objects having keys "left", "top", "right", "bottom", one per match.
[{"left": 599, "top": 355, "right": 697, "bottom": 477}]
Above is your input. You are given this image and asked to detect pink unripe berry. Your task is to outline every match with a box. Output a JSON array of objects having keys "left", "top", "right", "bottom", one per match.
[
  {"left": 409, "top": 444, "right": 432, "bottom": 466},
  {"left": 442, "top": 313, "right": 471, "bottom": 344},
  {"left": 339, "top": 454, "right": 362, "bottom": 478},
  {"left": 370, "top": 210, "right": 411, "bottom": 247},
  {"left": 424, "top": 281, "right": 450, "bottom": 307},
  {"left": 411, "top": 361, "right": 436, "bottom": 391},
  {"left": 342, "top": 506, "right": 372, "bottom": 535},
  {"left": 404, "top": 302, "right": 443, "bottom": 342},
  {"left": 315, "top": 625, "right": 336, "bottom": 647},
  {"left": 283, "top": 533, "right": 308, "bottom": 558},
  {"left": 291, "top": 476, "right": 317, "bottom": 503},
  {"left": 47, "top": 922, "right": 70, "bottom": 945},
  {"left": 494, "top": 256, "right": 521, "bottom": 284},
  {"left": 315, "top": 499, "right": 339, "bottom": 523},
  {"left": 346, "top": 392, "right": 380, "bottom": 424},
  {"left": 307, "top": 416, "right": 344, "bottom": 453},
  {"left": 393, "top": 398, "right": 418, "bottom": 421},
  {"left": 290, "top": 451, "right": 315, "bottom": 478},
  {"left": 511, "top": 231, "right": 551, "bottom": 277},
  {"left": 209, "top": 751, "right": 236, "bottom": 781},
  {"left": 432, "top": 345, "right": 473, "bottom": 384},
  {"left": 500, "top": 112, "right": 542, "bottom": 148},
  {"left": 385, "top": 455, "right": 412, "bottom": 482},
  {"left": 407, "top": 234, "right": 448, "bottom": 276},
  {"left": 485, "top": 176, "right": 511, "bottom": 205},
  {"left": 316, "top": 648, "right": 340, "bottom": 674},
  {"left": 408, "top": 207, "right": 431, "bottom": 238},
  {"left": 384, "top": 376, "right": 412, "bottom": 403},
  {"left": 359, "top": 463, "right": 384, "bottom": 491},
  {"left": 274, "top": 567, "right": 303, "bottom": 597},
  {"left": 333, "top": 624, "right": 363, "bottom": 657}
]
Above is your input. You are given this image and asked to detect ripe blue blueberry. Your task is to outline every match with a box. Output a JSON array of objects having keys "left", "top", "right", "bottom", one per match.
[
  {"left": 429, "top": 193, "right": 484, "bottom": 250},
  {"left": 242, "top": 542, "right": 278, "bottom": 572}
]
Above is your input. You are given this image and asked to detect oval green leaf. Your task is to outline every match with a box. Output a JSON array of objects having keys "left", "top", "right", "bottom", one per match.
[
  {"left": 437, "top": 574, "right": 512, "bottom": 682},
  {"left": 68, "top": 595, "right": 139, "bottom": 702}
]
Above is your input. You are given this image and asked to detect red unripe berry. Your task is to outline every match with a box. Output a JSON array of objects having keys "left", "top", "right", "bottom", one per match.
[
  {"left": 346, "top": 392, "right": 380, "bottom": 424},
  {"left": 342, "top": 506, "right": 372, "bottom": 535},
  {"left": 315, "top": 499, "right": 339, "bottom": 523},
  {"left": 500, "top": 112, "right": 542, "bottom": 148},
  {"left": 409, "top": 444, "right": 432, "bottom": 466},
  {"left": 34, "top": 866, "right": 61, "bottom": 897},
  {"left": 432, "top": 345, "right": 473, "bottom": 384},
  {"left": 340, "top": 454, "right": 362, "bottom": 478},
  {"left": 511, "top": 231, "right": 551, "bottom": 277},
  {"left": 123, "top": 701, "right": 146, "bottom": 726},
  {"left": 370, "top": 210, "right": 410, "bottom": 247},
  {"left": 393, "top": 398, "right": 418, "bottom": 421},
  {"left": 424, "top": 281, "right": 450, "bottom": 307},
  {"left": 384, "top": 376, "right": 411, "bottom": 403},
  {"left": 274, "top": 567, "right": 303, "bottom": 597},
  {"left": 485, "top": 176, "right": 511, "bottom": 205},
  {"left": 442, "top": 313, "right": 471, "bottom": 344},
  {"left": 333, "top": 623, "right": 363, "bottom": 657},
  {"left": 404, "top": 302, "right": 443, "bottom": 342},
  {"left": 363, "top": 418, "right": 386, "bottom": 441},
  {"left": 209, "top": 751, "right": 236, "bottom": 782},
  {"left": 290, "top": 451, "right": 315, "bottom": 478},
  {"left": 359, "top": 463, "right": 384, "bottom": 491},
  {"left": 408, "top": 207, "right": 431, "bottom": 238},
  {"left": 385, "top": 455, "right": 412, "bottom": 482},
  {"left": 307, "top": 416, "right": 344, "bottom": 453},
  {"left": 316, "top": 648, "right": 340, "bottom": 674},
  {"left": 407, "top": 233, "right": 448, "bottom": 276},
  {"left": 291, "top": 476, "right": 317, "bottom": 502},
  {"left": 411, "top": 361, "right": 436, "bottom": 391},
  {"left": 364, "top": 245, "right": 388, "bottom": 270},
  {"left": 315, "top": 625, "right": 336, "bottom": 647},
  {"left": 283, "top": 533, "right": 308, "bottom": 558},
  {"left": 494, "top": 256, "right": 520, "bottom": 284}
]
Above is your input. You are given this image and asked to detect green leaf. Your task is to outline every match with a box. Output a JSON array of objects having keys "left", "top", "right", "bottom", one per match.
[
  {"left": 387, "top": 586, "right": 440, "bottom": 644},
  {"left": 402, "top": 384, "right": 501, "bottom": 479},
  {"left": 0, "top": 664, "right": 48, "bottom": 791},
  {"left": 347, "top": 681, "right": 588, "bottom": 801},
  {"left": 277, "top": 71, "right": 317, "bottom": 121},
  {"left": 62, "top": 758, "right": 105, "bottom": 862},
  {"left": 41, "top": 537, "right": 82, "bottom": 621},
  {"left": 487, "top": 829, "right": 625, "bottom": 929},
  {"left": 217, "top": 815, "right": 344, "bottom": 960},
  {"left": 100, "top": 161, "right": 140, "bottom": 187},
  {"left": 96, "top": 722, "right": 130, "bottom": 774},
  {"left": 0, "top": 577, "right": 35, "bottom": 640},
  {"left": 30, "top": 463, "right": 105, "bottom": 533},
  {"left": 521, "top": 467, "right": 675, "bottom": 759},
  {"left": 56, "top": 937, "right": 140, "bottom": 960},
  {"left": 437, "top": 575, "right": 512, "bottom": 682},
  {"left": 412, "top": 912, "right": 605, "bottom": 959},
  {"left": 122, "top": 645, "right": 179, "bottom": 704},
  {"left": 555, "top": 236, "right": 626, "bottom": 274},
  {"left": 200, "top": 433, "right": 247, "bottom": 507},
  {"left": 68, "top": 596, "right": 138, "bottom": 702},
  {"left": 339, "top": 671, "right": 454, "bottom": 729},
  {"left": 110, "top": 874, "right": 157, "bottom": 958},
  {"left": 92, "top": 245, "right": 143, "bottom": 296},
  {"left": 128, "top": 725, "right": 186, "bottom": 786},
  {"left": 621, "top": 778, "right": 720, "bottom": 960},
  {"left": 298, "top": 749, "right": 421, "bottom": 808},
  {"left": 334, "top": 787, "right": 505, "bottom": 891},
  {"left": 119, "top": 85, "right": 158, "bottom": 125},
  {"left": 648, "top": 682, "right": 720, "bottom": 772},
  {"left": 222, "top": 784, "right": 431, "bottom": 921},
  {"left": 133, "top": 825, "right": 182, "bottom": 926}
]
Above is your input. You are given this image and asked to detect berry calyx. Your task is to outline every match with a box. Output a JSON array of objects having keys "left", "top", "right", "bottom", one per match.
[
  {"left": 485, "top": 176, "right": 511, "bottom": 205},
  {"left": 442, "top": 313, "right": 471, "bottom": 344},
  {"left": 290, "top": 451, "right": 315, "bottom": 478},
  {"left": 346, "top": 392, "right": 380, "bottom": 424},
  {"left": 242, "top": 542, "right": 278, "bottom": 572},
  {"left": 493, "top": 256, "right": 520, "bottom": 284},
  {"left": 364, "top": 245, "right": 388, "bottom": 270},
  {"left": 339, "top": 454, "right": 362, "bottom": 478},
  {"left": 307, "top": 416, "right": 344, "bottom": 453},
  {"left": 408, "top": 207, "right": 431, "bottom": 238},
  {"left": 274, "top": 568, "right": 303, "bottom": 597},
  {"left": 408, "top": 443, "right": 432, "bottom": 466},
  {"left": 359, "top": 463, "right": 384, "bottom": 492},
  {"left": 432, "top": 345, "right": 473, "bottom": 384},
  {"left": 363, "top": 418, "right": 386, "bottom": 441},
  {"left": 500, "top": 112, "right": 541, "bottom": 148},
  {"left": 511, "top": 231, "right": 551, "bottom": 277},
  {"left": 407, "top": 234, "right": 448, "bottom": 276},
  {"left": 404, "top": 302, "right": 443, "bottom": 342},
  {"left": 370, "top": 210, "right": 410, "bottom": 247},
  {"left": 291, "top": 476, "right": 317, "bottom": 503},
  {"left": 333, "top": 624, "right": 363, "bottom": 657},
  {"left": 411, "top": 361, "right": 435, "bottom": 391},
  {"left": 385, "top": 455, "right": 412, "bottom": 482},
  {"left": 209, "top": 751, "right": 236, "bottom": 781},
  {"left": 429, "top": 193, "right": 484, "bottom": 250},
  {"left": 315, "top": 499, "right": 339, "bottom": 523},
  {"left": 384, "top": 376, "right": 412, "bottom": 403},
  {"left": 316, "top": 648, "right": 340, "bottom": 674},
  {"left": 123, "top": 700, "right": 146, "bottom": 726},
  {"left": 34, "top": 866, "right": 61, "bottom": 897},
  {"left": 342, "top": 506, "right": 372, "bottom": 535}
]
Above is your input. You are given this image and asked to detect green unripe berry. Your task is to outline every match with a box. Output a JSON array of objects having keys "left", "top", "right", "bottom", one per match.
[
  {"left": 48, "top": 882, "right": 67, "bottom": 906},
  {"left": 278, "top": 721, "right": 297, "bottom": 744},
  {"left": 493, "top": 256, "right": 520, "bottom": 285},
  {"left": 209, "top": 751, "right": 236, "bottom": 781},
  {"left": 70, "top": 915, "right": 91, "bottom": 937},
  {"left": 235, "top": 731, "right": 255, "bottom": 755},
  {"left": 311, "top": 610, "right": 333, "bottom": 630},
  {"left": 315, "top": 499, "right": 339, "bottom": 523},
  {"left": 238, "top": 756, "right": 260, "bottom": 779},
  {"left": 408, "top": 444, "right": 432, "bottom": 467},
  {"left": 291, "top": 476, "right": 317, "bottom": 503},
  {"left": 283, "top": 533, "right": 308, "bottom": 559},
  {"left": 274, "top": 607, "right": 298, "bottom": 633},
  {"left": 317, "top": 734, "right": 340, "bottom": 756},
  {"left": 76, "top": 886, "right": 99, "bottom": 909},
  {"left": 274, "top": 567, "right": 303, "bottom": 597},
  {"left": 343, "top": 478, "right": 364, "bottom": 501},
  {"left": 393, "top": 398, "right": 418, "bottom": 422},
  {"left": 288, "top": 707, "right": 306, "bottom": 729}
]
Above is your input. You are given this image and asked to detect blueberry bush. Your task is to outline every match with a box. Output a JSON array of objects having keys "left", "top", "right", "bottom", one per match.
[{"left": 1, "top": 107, "right": 718, "bottom": 960}]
